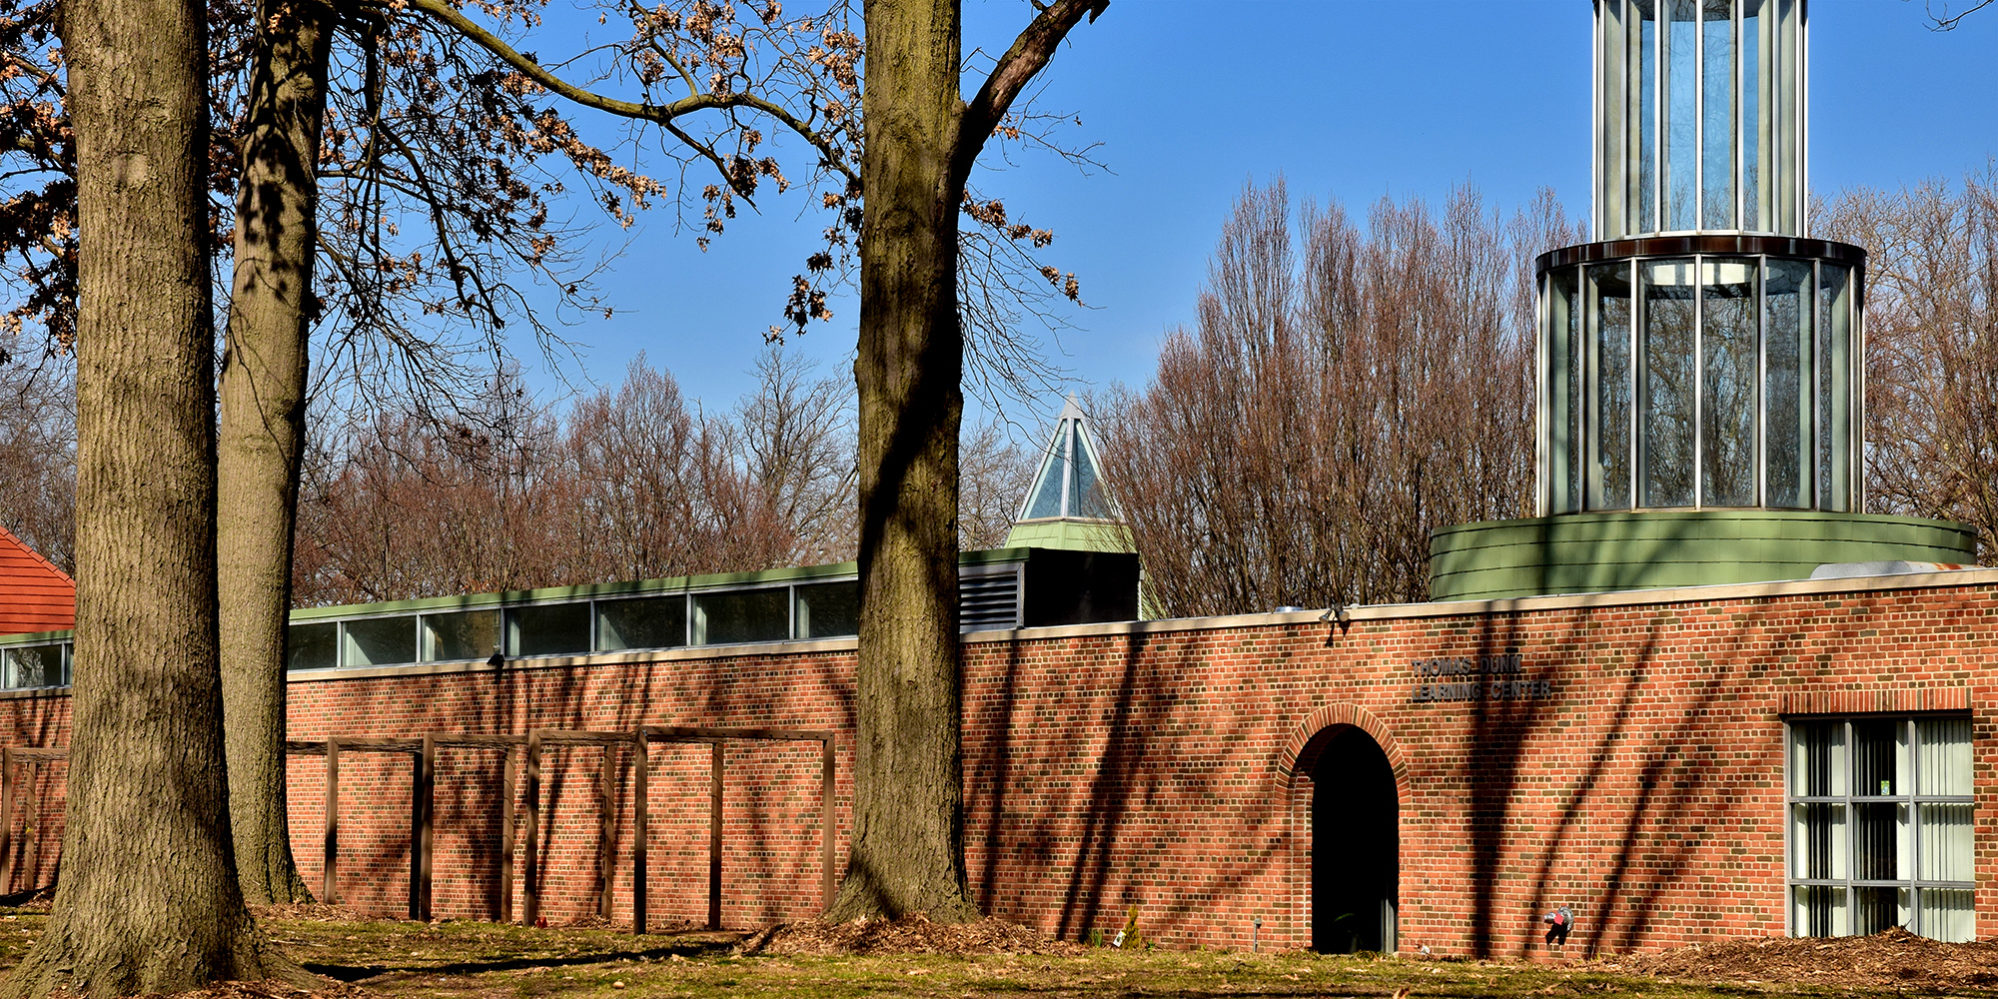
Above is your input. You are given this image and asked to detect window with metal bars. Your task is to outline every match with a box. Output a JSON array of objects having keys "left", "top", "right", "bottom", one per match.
[{"left": 1787, "top": 716, "right": 1974, "bottom": 941}]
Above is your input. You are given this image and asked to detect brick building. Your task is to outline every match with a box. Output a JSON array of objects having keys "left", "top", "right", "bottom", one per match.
[
  {"left": 2, "top": 559, "right": 1995, "bottom": 957},
  {"left": 240, "top": 567, "right": 1998, "bottom": 955},
  {"left": 0, "top": 0, "right": 1991, "bottom": 960}
]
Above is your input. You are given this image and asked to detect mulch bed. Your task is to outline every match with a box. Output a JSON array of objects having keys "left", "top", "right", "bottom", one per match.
[
  {"left": 158, "top": 982, "right": 364, "bottom": 999},
  {"left": 229, "top": 904, "right": 1998, "bottom": 993},
  {"left": 735, "top": 914, "right": 1087, "bottom": 957},
  {"left": 1605, "top": 927, "right": 1998, "bottom": 991},
  {"left": 251, "top": 902, "right": 369, "bottom": 923}
]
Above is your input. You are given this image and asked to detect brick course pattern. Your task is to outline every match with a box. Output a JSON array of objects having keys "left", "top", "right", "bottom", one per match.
[{"left": 0, "top": 571, "right": 1994, "bottom": 958}]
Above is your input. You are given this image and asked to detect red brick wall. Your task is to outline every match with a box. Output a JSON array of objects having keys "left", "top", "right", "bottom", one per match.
[
  {"left": 1, "top": 572, "right": 1995, "bottom": 957},
  {"left": 0, "top": 690, "right": 70, "bottom": 897}
]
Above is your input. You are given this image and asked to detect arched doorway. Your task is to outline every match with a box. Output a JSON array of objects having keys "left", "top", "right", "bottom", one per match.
[{"left": 1311, "top": 726, "right": 1398, "bottom": 953}]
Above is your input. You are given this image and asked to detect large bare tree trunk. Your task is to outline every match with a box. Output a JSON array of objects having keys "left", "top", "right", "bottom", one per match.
[
  {"left": 831, "top": 0, "right": 1102, "bottom": 923},
  {"left": 6, "top": 0, "right": 291, "bottom": 988},
  {"left": 832, "top": 0, "right": 973, "bottom": 922},
  {"left": 218, "top": 0, "right": 334, "bottom": 907}
]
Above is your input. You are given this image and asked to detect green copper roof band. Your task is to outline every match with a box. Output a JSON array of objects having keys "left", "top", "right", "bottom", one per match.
[
  {"left": 1430, "top": 510, "right": 1978, "bottom": 601},
  {"left": 1001, "top": 519, "right": 1134, "bottom": 553}
]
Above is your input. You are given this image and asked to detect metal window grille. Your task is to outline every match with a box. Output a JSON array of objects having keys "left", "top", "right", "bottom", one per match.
[{"left": 1786, "top": 715, "right": 1974, "bottom": 941}]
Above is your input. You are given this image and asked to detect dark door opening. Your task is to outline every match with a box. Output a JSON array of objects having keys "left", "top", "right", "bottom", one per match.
[{"left": 1311, "top": 726, "right": 1398, "bottom": 953}]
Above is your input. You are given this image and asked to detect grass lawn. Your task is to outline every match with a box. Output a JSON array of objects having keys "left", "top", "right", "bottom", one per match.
[{"left": 0, "top": 908, "right": 1974, "bottom": 998}]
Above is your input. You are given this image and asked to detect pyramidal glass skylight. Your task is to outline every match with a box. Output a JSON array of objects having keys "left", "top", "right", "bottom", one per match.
[{"left": 1019, "top": 397, "right": 1116, "bottom": 522}]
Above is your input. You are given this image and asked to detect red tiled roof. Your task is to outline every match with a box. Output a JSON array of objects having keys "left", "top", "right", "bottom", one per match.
[{"left": 0, "top": 525, "right": 73, "bottom": 635}]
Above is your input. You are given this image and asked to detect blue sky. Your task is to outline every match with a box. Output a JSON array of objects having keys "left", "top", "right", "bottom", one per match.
[{"left": 520, "top": 0, "right": 1998, "bottom": 428}]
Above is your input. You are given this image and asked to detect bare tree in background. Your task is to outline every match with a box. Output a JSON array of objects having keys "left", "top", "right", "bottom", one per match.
[
  {"left": 732, "top": 348, "right": 1034, "bottom": 564},
  {"left": 292, "top": 367, "right": 576, "bottom": 603},
  {"left": 1824, "top": 173, "right": 1998, "bottom": 562},
  {"left": 736, "top": 345, "right": 858, "bottom": 565},
  {"left": 562, "top": 358, "right": 740, "bottom": 584},
  {"left": 1097, "top": 179, "right": 1576, "bottom": 616},
  {"left": 958, "top": 418, "right": 1035, "bottom": 550},
  {"left": 291, "top": 352, "right": 1040, "bottom": 604},
  {"left": 2, "top": 341, "right": 1033, "bottom": 606},
  {"left": 295, "top": 361, "right": 786, "bottom": 604},
  {"left": 0, "top": 359, "right": 73, "bottom": 573}
]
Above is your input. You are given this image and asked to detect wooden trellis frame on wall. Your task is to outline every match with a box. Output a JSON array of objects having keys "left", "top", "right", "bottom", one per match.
[
  {"left": 282, "top": 725, "right": 837, "bottom": 934},
  {"left": 0, "top": 745, "right": 67, "bottom": 892}
]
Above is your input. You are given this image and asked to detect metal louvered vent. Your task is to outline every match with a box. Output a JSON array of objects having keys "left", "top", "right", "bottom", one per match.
[{"left": 958, "top": 568, "right": 1021, "bottom": 632}]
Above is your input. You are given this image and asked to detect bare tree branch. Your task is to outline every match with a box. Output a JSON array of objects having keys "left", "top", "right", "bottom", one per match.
[
  {"left": 950, "top": 0, "right": 1105, "bottom": 189},
  {"left": 1926, "top": 0, "right": 1998, "bottom": 30}
]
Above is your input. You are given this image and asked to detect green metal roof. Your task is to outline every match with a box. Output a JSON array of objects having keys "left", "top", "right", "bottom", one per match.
[
  {"left": 0, "top": 548, "right": 1044, "bottom": 642},
  {"left": 0, "top": 629, "right": 71, "bottom": 648},
  {"left": 288, "top": 558, "right": 869, "bottom": 622}
]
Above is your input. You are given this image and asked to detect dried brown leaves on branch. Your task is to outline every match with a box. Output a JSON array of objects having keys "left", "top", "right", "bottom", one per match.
[
  {"left": 1096, "top": 180, "right": 1579, "bottom": 615},
  {"left": 958, "top": 183, "right": 1089, "bottom": 405},
  {"left": 0, "top": 0, "right": 74, "bottom": 350},
  {"left": 308, "top": 0, "right": 866, "bottom": 409},
  {"left": 0, "top": 0, "right": 1081, "bottom": 414},
  {"left": 0, "top": 0, "right": 872, "bottom": 400}
]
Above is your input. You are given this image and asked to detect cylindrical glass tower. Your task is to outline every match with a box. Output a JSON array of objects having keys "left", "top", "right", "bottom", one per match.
[
  {"left": 1429, "top": 0, "right": 1976, "bottom": 601},
  {"left": 1595, "top": 0, "right": 1805, "bottom": 239},
  {"left": 1542, "top": 0, "right": 1856, "bottom": 517},
  {"left": 1537, "top": 234, "right": 1862, "bottom": 515}
]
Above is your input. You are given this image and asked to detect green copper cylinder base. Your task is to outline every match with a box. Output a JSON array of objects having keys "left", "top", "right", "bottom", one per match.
[{"left": 1429, "top": 510, "right": 1978, "bottom": 602}]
